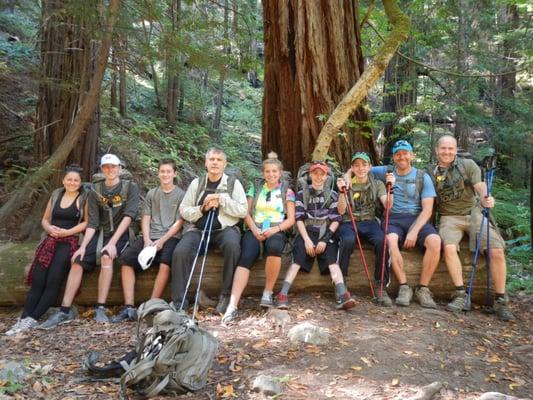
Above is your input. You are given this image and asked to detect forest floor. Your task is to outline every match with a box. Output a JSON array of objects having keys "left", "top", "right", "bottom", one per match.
[{"left": 0, "top": 292, "right": 531, "bottom": 400}]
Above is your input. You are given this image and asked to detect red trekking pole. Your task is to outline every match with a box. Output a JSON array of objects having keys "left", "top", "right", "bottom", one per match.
[
  {"left": 341, "top": 188, "right": 375, "bottom": 298},
  {"left": 379, "top": 166, "right": 394, "bottom": 303}
]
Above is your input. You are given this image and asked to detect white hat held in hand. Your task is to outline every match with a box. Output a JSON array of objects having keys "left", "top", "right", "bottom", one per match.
[{"left": 138, "top": 245, "right": 157, "bottom": 270}]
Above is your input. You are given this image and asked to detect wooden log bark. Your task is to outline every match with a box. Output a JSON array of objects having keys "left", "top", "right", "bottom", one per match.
[{"left": 0, "top": 241, "right": 490, "bottom": 307}]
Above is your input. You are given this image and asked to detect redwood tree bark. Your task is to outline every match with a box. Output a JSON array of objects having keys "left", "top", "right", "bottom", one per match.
[
  {"left": 262, "top": 0, "right": 372, "bottom": 175},
  {"left": 34, "top": 0, "right": 101, "bottom": 183}
]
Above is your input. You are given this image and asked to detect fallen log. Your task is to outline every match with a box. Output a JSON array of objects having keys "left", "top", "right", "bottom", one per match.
[{"left": 0, "top": 240, "right": 491, "bottom": 306}]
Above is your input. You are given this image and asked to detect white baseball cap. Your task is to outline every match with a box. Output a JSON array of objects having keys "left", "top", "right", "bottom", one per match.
[
  {"left": 138, "top": 245, "right": 157, "bottom": 270},
  {"left": 100, "top": 153, "right": 121, "bottom": 166}
]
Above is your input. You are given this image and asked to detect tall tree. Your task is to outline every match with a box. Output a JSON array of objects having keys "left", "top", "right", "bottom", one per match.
[
  {"left": 262, "top": 0, "right": 373, "bottom": 175},
  {"left": 34, "top": 0, "right": 103, "bottom": 183},
  {"left": 0, "top": 0, "right": 120, "bottom": 225}
]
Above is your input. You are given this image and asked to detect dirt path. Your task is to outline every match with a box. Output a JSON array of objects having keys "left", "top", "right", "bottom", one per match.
[{"left": 0, "top": 293, "right": 531, "bottom": 399}]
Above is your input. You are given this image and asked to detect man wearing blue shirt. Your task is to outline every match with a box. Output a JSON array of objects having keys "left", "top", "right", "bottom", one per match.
[{"left": 372, "top": 140, "right": 441, "bottom": 308}]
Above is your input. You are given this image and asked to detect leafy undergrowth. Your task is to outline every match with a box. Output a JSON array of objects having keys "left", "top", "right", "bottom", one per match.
[{"left": 0, "top": 293, "right": 531, "bottom": 399}]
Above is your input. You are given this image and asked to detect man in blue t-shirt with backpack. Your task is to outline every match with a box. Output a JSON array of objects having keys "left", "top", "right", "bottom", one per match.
[{"left": 372, "top": 140, "right": 441, "bottom": 308}]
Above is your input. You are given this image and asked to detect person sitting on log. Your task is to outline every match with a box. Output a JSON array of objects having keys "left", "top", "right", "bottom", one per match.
[
  {"left": 337, "top": 152, "right": 395, "bottom": 306},
  {"left": 171, "top": 148, "right": 248, "bottom": 314},
  {"left": 371, "top": 140, "right": 441, "bottom": 308},
  {"left": 222, "top": 152, "right": 295, "bottom": 323},
  {"left": 40, "top": 154, "right": 140, "bottom": 329},
  {"left": 428, "top": 135, "right": 514, "bottom": 321},
  {"left": 5, "top": 166, "right": 89, "bottom": 336},
  {"left": 272, "top": 161, "right": 356, "bottom": 311},
  {"left": 111, "top": 159, "right": 185, "bottom": 323}
]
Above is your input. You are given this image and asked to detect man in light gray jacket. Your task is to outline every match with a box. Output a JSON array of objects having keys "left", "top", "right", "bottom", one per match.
[{"left": 171, "top": 148, "right": 247, "bottom": 314}]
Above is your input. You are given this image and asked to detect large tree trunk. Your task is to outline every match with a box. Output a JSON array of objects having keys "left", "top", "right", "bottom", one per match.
[
  {"left": 165, "top": 0, "right": 181, "bottom": 129},
  {"left": 312, "top": 0, "right": 410, "bottom": 163},
  {"left": 453, "top": 0, "right": 470, "bottom": 151},
  {"left": 34, "top": 0, "right": 102, "bottom": 183},
  {"left": 262, "top": 0, "right": 372, "bottom": 175},
  {"left": 118, "top": 36, "right": 127, "bottom": 117},
  {"left": 211, "top": 0, "right": 229, "bottom": 135},
  {"left": 0, "top": 0, "right": 120, "bottom": 226}
]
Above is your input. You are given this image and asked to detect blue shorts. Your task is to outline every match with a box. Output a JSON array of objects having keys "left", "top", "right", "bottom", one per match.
[{"left": 386, "top": 214, "right": 438, "bottom": 250}]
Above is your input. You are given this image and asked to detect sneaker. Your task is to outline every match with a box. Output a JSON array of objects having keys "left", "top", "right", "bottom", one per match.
[
  {"left": 493, "top": 297, "right": 515, "bottom": 322},
  {"left": 415, "top": 287, "right": 437, "bottom": 309},
  {"left": 94, "top": 306, "right": 110, "bottom": 323},
  {"left": 446, "top": 290, "right": 468, "bottom": 312},
  {"left": 395, "top": 285, "right": 413, "bottom": 307},
  {"left": 260, "top": 293, "right": 274, "bottom": 308},
  {"left": 39, "top": 309, "right": 75, "bottom": 330},
  {"left": 6, "top": 317, "right": 38, "bottom": 336},
  {"left": 215, "top": 294, "right": 230, "bottom": 314},
  {"left": 221, "top": 306, "right": 238, "bottom": 324},
  {"left": 111, "top": 307, "right": 137, "bottom": 323},
  {"left": 377, "top": 290, "right": 393, "bottom": 307},
  {"left": 275, "top": 293, "right": 289, "bottom": 309},
  {"left": 336, "top": 291, "right": 356, "bottom": 310}
]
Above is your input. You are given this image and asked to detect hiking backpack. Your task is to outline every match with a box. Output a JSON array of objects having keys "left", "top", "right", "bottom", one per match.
[
  {"left": 85, "top": 299, "right": 218, "bottom": 399},
  {"left": 296, "top": 162, "right": 336, "bottom": 210}
]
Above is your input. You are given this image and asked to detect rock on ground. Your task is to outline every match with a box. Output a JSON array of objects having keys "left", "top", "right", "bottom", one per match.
[
  {"left": 252, "top": 374, "right": 283, "bottom": 396},
  {"left": 288, "top": 321, "right": 329, "bottom": 345}
]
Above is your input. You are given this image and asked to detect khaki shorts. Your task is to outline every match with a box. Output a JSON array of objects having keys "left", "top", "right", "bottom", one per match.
[{"left": 439, "top": 209, "right": 505, "bottom": 252}]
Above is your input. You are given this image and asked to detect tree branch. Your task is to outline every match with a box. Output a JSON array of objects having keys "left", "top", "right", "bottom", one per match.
[
  {"left": 312, "top": 0, "right": 410, "bottom": 161},
  {"left": 0, "top": 0, "right": 121, "bottom": 225}
]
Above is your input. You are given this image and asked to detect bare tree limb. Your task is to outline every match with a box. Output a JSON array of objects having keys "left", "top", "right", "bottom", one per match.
[
  {"left": 0, "top": 0, "right": 121, "bottom": 225},
  {"left": 312, "top": 0, "right": 410, "bottom": 161}
]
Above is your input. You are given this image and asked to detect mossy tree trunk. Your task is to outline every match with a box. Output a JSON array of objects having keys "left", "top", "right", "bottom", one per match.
[
  {"left": 0, "top": 0, "right": 120, "bottom": 226},
  {"left": 262, "top": 0, "right": 372, "bottom": 175},
  {"left": 34, "top": 0, "right": 103, "bottom": 184}
]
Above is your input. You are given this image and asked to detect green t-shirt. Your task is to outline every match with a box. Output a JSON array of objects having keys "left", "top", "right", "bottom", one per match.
[
  {"left": 431, "top": 158, "right": 481, "bottom": 216},
  {"left": 143, "top": 186, "right": 185, "bottom": 239}
]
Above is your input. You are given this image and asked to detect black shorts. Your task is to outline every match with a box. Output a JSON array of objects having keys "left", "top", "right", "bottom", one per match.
[
  {"left": 292, "top": 231, "right": 338, "bottom": 275},
  {"left": 119, "top": 236, "right": 179, "bottom": 273},
  {"left": 238, "top": 230, "right": 287, "bottom": 269},
  {"left": 386, "top": 214, "right": 438, "bottom": 250},
  {"left": 74, "top": 232, "right": 129, "bottom": 272}
]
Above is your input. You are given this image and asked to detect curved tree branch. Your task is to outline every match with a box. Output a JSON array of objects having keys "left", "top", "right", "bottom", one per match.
[
  {"left": 0, "top": 0, "right": 121, "bottom": 226},
  {"left": 312, "top": 0, "right": 410, "bottom": 161}
]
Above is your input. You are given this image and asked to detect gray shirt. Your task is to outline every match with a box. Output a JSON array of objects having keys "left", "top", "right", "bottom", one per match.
[{"left": 143, "top": 186, "right": 185, "bottom": 239}]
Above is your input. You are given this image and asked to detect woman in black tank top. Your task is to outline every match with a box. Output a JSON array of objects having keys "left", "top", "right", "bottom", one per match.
[{"left": 5, "top": 166, "right": 89, "bottom": 335}]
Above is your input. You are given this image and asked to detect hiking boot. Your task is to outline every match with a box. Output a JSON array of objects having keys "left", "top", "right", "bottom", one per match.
[
  {"left": 336, "top": 292, "right": 356, "bottom": 310},
  {"left": 221, "top": 306, "right": 238, "bottom": 324},
  {"left": 493, "top": 297, "right": 515, "bottom": 322},
  {"left": 5, "top": 317, "right": 38, "bottom": 336},
  {"left": 111, "top": 307, "right": 137, "bottom": 323},
  {"left": 415, "top": 287, "right": 437, "bottom": 309},
  {"left": 216, "top": 295, "right": 230, "bottom": 314},
  {"left": 275, "top": 293, "right": 289, "bottom": 309},
  {"left": 260, "top": 293, "right": 274, "bottom": 308},
  {"left": 395, "top": 285, "right": 413, "bottom": 307},
  {"left": 446, "top": 290, "right": 468, "bottom": 312},
  {"left": 39, "top": 309, "right": 75, "bottom": 330},
  {"left": 94, "top": 306, "right": 110, "bottom": 323},
  {"left": 377, "top": 290, "right": 393, "bottom": 307}
]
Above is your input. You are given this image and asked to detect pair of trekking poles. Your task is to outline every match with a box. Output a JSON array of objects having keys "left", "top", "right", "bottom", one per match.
[
  {"left": 464, "top": 155, "right": 498, "bottom": 310},
  {"left": 340, "top": 166, "right": 393, "bottom": 303},
  {"left": 180, "top": 208, "right": 216, "bottom": 323}
]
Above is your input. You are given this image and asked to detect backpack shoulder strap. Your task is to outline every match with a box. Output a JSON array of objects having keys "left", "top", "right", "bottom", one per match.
[
  {"left": 49, "top": 187, "right": 64, "bottom": 210},
  {"left": 455, "top": 158, "right": 472, "bottom": 188},
  {"left": 251, "top": 178, "right": 264, "bottom": 213},
  {"left": 195, "top": 175, "right": 206, "bottom": 202},
  {"left": 415, "top": 168, "right": 425, "bottom": 198}
]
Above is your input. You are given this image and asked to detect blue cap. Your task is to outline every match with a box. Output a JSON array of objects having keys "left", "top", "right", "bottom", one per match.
[{"left": 392, "top": 140, "right": 413, "bottom": 154}]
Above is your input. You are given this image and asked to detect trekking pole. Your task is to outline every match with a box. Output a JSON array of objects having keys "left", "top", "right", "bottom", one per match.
[
  {"left": 341, "top": 188, "right": 375, "bottom": 298},
  {"left": 464, "top": 155, "right": 497, "bottom": 311},
  {"left": 191, "top": 207, "right": 216, "bottom": 324},
  {"left": 379, "top": 166, "right": 394, "bottom": 303},
  {"left": 483, "top": 156, "right": 497, "bottom": 306},
  {"left": 180, "top": 209, "right": 215, "bottom": 311}
]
